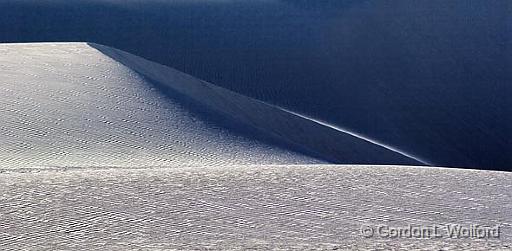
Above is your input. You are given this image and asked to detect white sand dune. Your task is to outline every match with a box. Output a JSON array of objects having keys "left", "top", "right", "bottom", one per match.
[
  {"left": 0, "top": 43, "right": 424, "bottom": 167},
  {"left": 0, "top": 43, "right": 321, "bottom": 168},
  {"left": 0, "top": 43, "right": 510, "bottom": 250}
]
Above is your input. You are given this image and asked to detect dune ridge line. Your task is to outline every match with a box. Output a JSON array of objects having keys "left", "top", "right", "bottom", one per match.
[{"left": 88, "top": 43, "right": 432, "bottom": 166}]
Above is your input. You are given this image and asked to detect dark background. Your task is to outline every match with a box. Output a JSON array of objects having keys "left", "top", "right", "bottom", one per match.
[{"left": 1, "top": 0, "right": 510, "bottom": 170}]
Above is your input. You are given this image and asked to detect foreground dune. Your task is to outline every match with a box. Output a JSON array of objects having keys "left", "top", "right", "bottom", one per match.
[{"left": 0, "top": 165, "right": 511, "bottom": 250}]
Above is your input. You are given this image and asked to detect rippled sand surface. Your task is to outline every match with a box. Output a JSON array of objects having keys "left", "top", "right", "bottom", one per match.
[{"left": 1, "top": 165, "right": 511, "bottom": 250}]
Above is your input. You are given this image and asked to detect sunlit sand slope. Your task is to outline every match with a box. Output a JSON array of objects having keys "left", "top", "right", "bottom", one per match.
[{"left": 0, "top": 165, "right": 510, "bottom": 250}]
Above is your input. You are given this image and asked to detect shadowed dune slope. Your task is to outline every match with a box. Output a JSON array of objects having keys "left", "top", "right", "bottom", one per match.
[{"left": 0, "top": 43, "right": 424, "bottom": 168}]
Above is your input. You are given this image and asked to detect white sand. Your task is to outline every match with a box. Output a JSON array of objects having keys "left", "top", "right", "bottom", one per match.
[{"left": 0, "top": 43, "right": 510, "bottom": 250}]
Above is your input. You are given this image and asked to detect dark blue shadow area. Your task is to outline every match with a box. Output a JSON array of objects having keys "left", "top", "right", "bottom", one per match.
[{"left": 1, "top": 0, "right": 510, "bottom": 170}]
